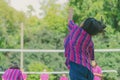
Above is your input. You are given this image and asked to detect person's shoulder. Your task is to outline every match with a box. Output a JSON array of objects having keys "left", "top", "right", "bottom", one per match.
[
  {"left": 97, "top": 65, "right": 101, "bottom": 68},
  {"left": 96, "top": 66, "right": 102, "bottom": 69},
  {"left": 6, "top": 68, "right": 13, "bottom": 71},
  {"left": 13, "top": 69, "right": 22, "bottom": 73}
]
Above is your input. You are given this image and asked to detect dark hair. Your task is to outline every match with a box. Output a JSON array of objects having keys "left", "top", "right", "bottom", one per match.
[
  {"left": 9, "top": 62, "right": 20, "bottom": 69},
  {"left": 82, "top": 18, "right": 106, "bottom": 35}
]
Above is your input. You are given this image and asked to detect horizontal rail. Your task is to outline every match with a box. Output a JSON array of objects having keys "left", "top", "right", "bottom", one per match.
[
  {"left": 0, "top": 70, "right": 117, "bottom": 74},
  {"left": 0, "top": 49, "right": 120, "bottom": 53}
]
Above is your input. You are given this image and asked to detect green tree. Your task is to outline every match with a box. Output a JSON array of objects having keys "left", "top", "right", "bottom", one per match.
[
  {"left": 27, "top": 61, "right": 55, "bottom": 80},
  {"left": 0, "top": 0, "right": 26, "bottom": 71},
  {"left": 27, "top": 5, "right": 35, "bottom": 17},
  {"left": 103, "top": 0, "right": 120, "bottom": 31},
  {"left": 69, "top": 0, "right": 120, "bottom": 79},
  {"left": 23, "top": 0, "right": 67, "bottom": 72}
]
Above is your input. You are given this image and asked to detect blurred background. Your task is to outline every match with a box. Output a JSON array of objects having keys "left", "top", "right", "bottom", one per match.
[{"left": 0, "top": 0, "right": 120, "bottom": 80}]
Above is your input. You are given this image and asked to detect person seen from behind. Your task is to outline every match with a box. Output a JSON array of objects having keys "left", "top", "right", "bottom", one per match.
[
  {"left": 2, "top": 62, "right": 23, "bottom": 80},
  {"left": 64, "top": 7, "right": 106, "bottom": 80}
]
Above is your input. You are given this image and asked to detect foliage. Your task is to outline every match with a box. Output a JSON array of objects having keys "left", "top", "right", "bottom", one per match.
[
  {"left": 0, "top": 0, "right": 25, "bottom": 70},
  {"left": 69, "top": 0, "right": 120, "bottom": 79},
  {"left": 0, "top": 0, "right": 120, "bottom": 80},
  {"left": 27, "top": 61, "right": 55, "bottom": 80}
]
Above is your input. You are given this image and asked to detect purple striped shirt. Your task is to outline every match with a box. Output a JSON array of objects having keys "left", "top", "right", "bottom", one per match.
[
  {"left": 64, "top": 20, "right": 94, "bottom": 71},
  {"left": 2, "top": 69, "right": 24, "bottom": 80}
]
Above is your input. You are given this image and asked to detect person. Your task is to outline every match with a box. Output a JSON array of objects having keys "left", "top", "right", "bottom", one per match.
[
  {"left": 64, "top": 7, "right": 106, "bottom": 80},
  {"left": 40, "top": 69, "right": 49, "bottom": 80},
  {"left": 59, "top": 74, "right": 69, "bottom": 80},
  {"left": 92, "top": 61, "right": 102, "bottom": 80},
  {"left": 21, "top": 69, "right": 27, "bottom": 80},
  {"left": 2, "top": 62, "right": 24, "bottom": 80}
]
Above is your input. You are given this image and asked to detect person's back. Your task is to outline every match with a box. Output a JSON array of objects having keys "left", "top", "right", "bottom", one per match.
[
  {"left": 64, "top": 8, "right": 106, "bottom": 80},
  {"left": 2, "top": 68, "right": 23, "bottom": 80},
  {"left": 40, "top": 69, "right": 49, "bottom": 80},
  {"left": 2, "top": 62, "right": 23, "bottom": 80},
  {"left": 40, "top": 74, "right": 49, "bottom": 80}
]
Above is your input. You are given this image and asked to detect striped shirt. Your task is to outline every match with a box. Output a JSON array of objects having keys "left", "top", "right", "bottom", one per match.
[
  {"left": 64, "top": 20, "right": 94, "bottom": 71},
  {"left": 2, "top": 69, "right": 24, "bottom": 80}
]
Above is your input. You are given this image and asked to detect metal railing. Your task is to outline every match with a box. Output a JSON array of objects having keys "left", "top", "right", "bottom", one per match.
[
  {"left": 0, "top": 49, "right": 119, "bottom": 74},
  {"left": 0, "top": 49, "right": 120, "bottom": 53},
  {"left": 0, "top": 70, "right": 118, "bottom": 74}
]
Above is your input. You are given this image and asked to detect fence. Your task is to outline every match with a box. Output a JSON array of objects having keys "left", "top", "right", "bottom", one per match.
[{"left": 0, "top": 49, "right": 119, "bottom": 74}]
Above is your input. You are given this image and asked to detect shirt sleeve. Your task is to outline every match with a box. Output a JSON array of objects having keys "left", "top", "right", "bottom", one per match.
[
  {"left": 2, "top": 70, "right": 8, "bottom": 80},
  {"left": 18, "top": 71, "right": 24, "bottom": 80},
  {"left": 98, "top": 66, "right": 102, "bottom": 74},
  {"left": 68, "top": 20, "right": 75, "bottom": 31},
  {"left": 65, "top": 58, "right": 70, "bottom": 70},
  {"left": 2, "top": 75, "right": 5, "bottom": 80},
  {"left": 89, "top": 42, "right": 94, "bottom": 60}
]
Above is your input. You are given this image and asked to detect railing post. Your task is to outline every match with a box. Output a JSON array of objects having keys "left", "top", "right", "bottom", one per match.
[{"left": 20, "top": 23, "right": 24, "bottom": 69}]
